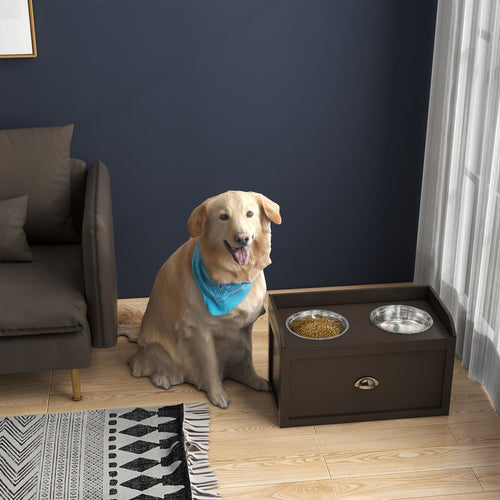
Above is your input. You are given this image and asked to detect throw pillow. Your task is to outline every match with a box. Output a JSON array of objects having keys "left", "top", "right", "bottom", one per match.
[
  {"left": 0, "top": 124, "right": 79, "bottom": 243},
  {"left": 0, "top": 195, "right": 33, "bottom": 262}
]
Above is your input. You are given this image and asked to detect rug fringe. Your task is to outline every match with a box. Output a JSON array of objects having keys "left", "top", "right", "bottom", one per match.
[{"left": 183, "top": 403, "right": 221, "bottom": 499}]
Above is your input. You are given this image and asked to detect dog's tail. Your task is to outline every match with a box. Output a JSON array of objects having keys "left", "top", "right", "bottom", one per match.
[{"left": 117, "top": 302, "right": 146, "bottom": 342}]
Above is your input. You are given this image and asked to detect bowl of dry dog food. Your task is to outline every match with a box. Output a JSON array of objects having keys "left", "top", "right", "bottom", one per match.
[{"left": 286, "top": 309, "right": 349, "bottom": 340}]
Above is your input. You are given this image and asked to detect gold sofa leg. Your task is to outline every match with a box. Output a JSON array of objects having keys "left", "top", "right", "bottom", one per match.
[{"left": 71, "top": 369, "right": 82, "bottom": 401}]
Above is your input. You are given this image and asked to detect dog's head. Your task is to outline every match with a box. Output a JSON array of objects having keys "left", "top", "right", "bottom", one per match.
[{"left": 188, "top": 190, "right": 281, "bottom": 283}]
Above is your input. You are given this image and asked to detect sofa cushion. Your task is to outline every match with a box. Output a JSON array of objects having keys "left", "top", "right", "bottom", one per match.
[
  {"left": 0, "top": 245, "right": 88, "bottom": 337},
  {"left": 0, "top": 124, "right": 79, "bottom": 243},
  {"left": 0, "top": 195, "right": 33, "bottom": 262}
]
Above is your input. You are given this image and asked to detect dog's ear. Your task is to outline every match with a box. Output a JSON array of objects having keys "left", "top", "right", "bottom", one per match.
[
  {"left": 255, "top": 193, "right": 282, "bottom": 225},
  {"left": 187, "top": 201, "right": 208, "bottom": 237}
]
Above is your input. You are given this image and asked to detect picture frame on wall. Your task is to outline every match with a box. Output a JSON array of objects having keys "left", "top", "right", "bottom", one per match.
[{"left": 0, "top": 0, "right": 37, "bottom": 58}]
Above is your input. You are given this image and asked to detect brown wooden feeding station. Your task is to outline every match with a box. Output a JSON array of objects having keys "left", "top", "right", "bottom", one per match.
[{"left": 268, "top": 285, "right": 456, "bottom": 428}]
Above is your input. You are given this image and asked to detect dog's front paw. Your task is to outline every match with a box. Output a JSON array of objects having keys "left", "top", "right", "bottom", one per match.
[{"left": 208, "top": 389, "right": 230, "bottom": 409}]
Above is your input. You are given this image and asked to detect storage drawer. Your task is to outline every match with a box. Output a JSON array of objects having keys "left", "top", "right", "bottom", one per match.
[{"left": 288, "top": 349, "right": 446, "bottom": 420}]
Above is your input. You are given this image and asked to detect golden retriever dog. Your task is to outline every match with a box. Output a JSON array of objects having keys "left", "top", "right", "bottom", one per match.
[{"left": 127, "top": 190, "right": 281, "bottom": 408}]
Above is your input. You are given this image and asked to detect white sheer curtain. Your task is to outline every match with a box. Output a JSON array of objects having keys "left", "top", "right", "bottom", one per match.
[{"left": 415, "top": 0, "right": 500, "bottom": 412}]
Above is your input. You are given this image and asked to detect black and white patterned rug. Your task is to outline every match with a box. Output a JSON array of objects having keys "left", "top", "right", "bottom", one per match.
[{"left": 0, "top": 403, "right": 220, "bottom": 500}]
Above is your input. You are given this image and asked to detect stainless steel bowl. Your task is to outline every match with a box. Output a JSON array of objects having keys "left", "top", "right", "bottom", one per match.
[
  {"left": 286, "top": 309, "right": 349, "bottom": 340},
  {"left": 370, "top": 305, "right": 433, "bottom": 334}
]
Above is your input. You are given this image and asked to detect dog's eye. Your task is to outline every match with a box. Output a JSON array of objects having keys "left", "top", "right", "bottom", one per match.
[
  {"left": 219, "top": 214, "right": 229, "bottom": 221},
  {"left": 246, "top": 211, "right": 254, "bottom": 218}
]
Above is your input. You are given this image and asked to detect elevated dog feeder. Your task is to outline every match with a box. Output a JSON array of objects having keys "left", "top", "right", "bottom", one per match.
[{"left": 268, "top": 285, "right": 456, "bottom": 428}]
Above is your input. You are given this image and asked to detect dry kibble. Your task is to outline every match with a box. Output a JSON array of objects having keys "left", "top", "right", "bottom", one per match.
[{"left": 290, "top": 316, "right": 345, "bottom": 339}]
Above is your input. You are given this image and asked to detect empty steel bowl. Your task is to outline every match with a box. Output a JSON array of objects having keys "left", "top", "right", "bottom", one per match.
[
  {"left": 370, "top": 305, "right": 433, "bottom": 334},
  {"left": 286, "top": 309, "right": 349, "bottom": 340}
]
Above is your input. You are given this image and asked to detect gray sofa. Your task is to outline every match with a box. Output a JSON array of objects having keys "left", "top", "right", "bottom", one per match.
[{"left": 0, "top": 124, "right": 117, "bottom": 400}]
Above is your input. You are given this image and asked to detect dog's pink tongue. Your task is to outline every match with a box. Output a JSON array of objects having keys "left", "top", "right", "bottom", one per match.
[{"left": 234, "top": 247, "right": 250, "bottom": 265}]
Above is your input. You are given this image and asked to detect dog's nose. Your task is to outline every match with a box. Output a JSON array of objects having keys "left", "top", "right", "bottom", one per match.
[{"left": 234, "top": 232, "right": 250, "bottom": 246}]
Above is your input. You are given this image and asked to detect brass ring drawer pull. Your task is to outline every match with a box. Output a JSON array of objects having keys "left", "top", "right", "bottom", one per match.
[{"left": 354, "top": 376, "right": 379, "bottom": 390}]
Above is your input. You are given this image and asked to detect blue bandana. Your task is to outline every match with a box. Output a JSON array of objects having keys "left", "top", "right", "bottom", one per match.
[{"left": 192, "top": 241, "right": 253, "bottom": 316}]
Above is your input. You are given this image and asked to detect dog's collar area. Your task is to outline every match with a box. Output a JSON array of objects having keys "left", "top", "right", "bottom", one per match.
[{"left": 192, "top": 241, "right": 254, "bottom": 316}]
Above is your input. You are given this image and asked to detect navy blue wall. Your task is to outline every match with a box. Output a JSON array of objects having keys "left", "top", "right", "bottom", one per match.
[{"left": 0, "top": 0, "right": 436, "bottom": 298}]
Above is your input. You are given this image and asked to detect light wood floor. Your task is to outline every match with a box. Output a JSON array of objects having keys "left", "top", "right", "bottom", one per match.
[{"left": 1, "top": 292, "right": 500, "bottom": 499}]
